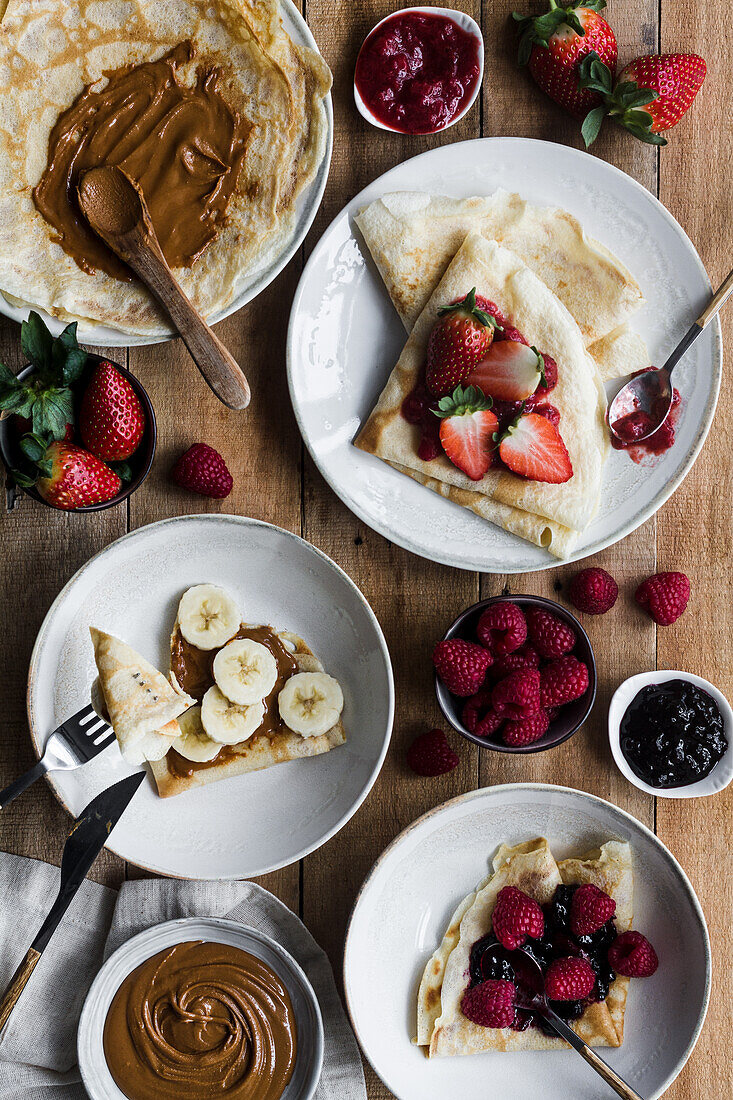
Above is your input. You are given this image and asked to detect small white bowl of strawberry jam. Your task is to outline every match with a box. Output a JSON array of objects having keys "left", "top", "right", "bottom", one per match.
[{"left": 354, "top": 7, "right": 484, "bottom": 135}]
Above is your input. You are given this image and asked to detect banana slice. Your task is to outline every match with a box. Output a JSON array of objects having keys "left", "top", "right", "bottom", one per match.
[
  {"left": 278, "top": 672, "right": 344, "bottom": 737},
  {"left": 172, "top": 706, "right": 221, "bottom": 763},
  {"left": 177, "top": 584, "right": 240, "bottom": 651},
  {"left": 200, "top": 685, "right": 265, "bottom": 745},
  {"left": 213, "top": 638, "right": 278, "bottom": 705}
]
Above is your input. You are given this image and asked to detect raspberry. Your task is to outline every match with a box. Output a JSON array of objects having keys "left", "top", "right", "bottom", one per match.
[
  {"left": 635, "top": 571, "right": 690, "bottom": 626},
  {"left": 492, "top": 643, "right": 540, "bottom": 679},
  {"left": 492, "top": 885, "right": 544, "bottom": 950},
  {"left": 570, "top": 884, "right": 617, "bottom": 936},
  {"left": 526, "top": 609, "right": 576, "bottom": 659},
  {"left": 538, "top": 354, "right": 558, "bottom": 392},
  {"left": 569, "top": 567, "right": 619, "bottom": 615},
  {"left": 171, "top": 443, "right": 233, "bottom": 499},
  {"left": 406, "top": 729, "right": 459, "bottom": 777},
  {"left": 461, "top": 690, "right": 493, "bottom": 733},
  {"left": 607, "top": 931, "right": 658, "bottom": 977},
  {"left": 533, "top": 402, "right": 561, "bottom": 426},
  {"left": 544, "top": 957, "right": 596, "bottom": 1000},
  {"left": 476, "top": 602, "right": 527, "bottom": 655},
  {"left": 461, "top": 979, "right": 516, "bottom": 1028},
  {"left": 433, "top": 639, "right": 492, "bottom": 697},
  {"left": 476, "top": 708, "right": 504, "bottom": 738},
  {"left": 540, "top": 656, "right": 589, "bottom": 707},
  {"left": 546, "top": 706, "right": 560, "bottom": 722},
  {"left": 492, "top": 669, "right": 541, "bottom": 720},
  {"left": 502, "top": 708, "right": 549, "bottom": 747}
]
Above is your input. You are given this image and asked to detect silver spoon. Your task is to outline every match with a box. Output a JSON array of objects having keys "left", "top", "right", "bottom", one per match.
[
  {"left": 608, "top": 266, "right": 733, "bottom": 443},
  {"left": 508, "top": 947, "right": 644, "bottom": 1100}
]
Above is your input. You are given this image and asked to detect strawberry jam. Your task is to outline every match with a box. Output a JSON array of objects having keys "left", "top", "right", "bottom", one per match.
[
  {"left": 355, "top": 11, "right": 481, "bottom": 134},
  {"left": 610, "top": 368, "right": 681, "bottom": 461}
]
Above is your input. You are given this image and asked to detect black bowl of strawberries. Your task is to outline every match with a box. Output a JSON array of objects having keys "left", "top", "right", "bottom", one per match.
[
  {"left": 434, "top": 594, "right": 596, "bottom": 753},
  {"left": 0, "top": 312, "right": 156, "bottom": 512}
]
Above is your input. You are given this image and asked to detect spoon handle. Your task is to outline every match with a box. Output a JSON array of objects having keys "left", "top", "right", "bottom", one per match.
[
  {"left": 542, "top": 1007, "right": 645, "bottom": 1100},
  {"left": 124, "top": 237, "right": 251, "bottom": 410},
  {"left": 664, "top": 265, "right": 733, "bottom": 379}
]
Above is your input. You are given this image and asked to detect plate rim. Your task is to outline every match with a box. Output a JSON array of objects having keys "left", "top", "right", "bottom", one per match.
[
  {"left": 342, "top": 780, "right": 712, "bottom": 1100},
  {"left": 286, "top": 135, "right": 722, "bottom": 573},
  {"left": 77, "top": 914, "right": 325, "bottom": 1100},
  {"left": 26, "top": 513, "right": 395, "bottom": 878},
  {"left": 0, "top": 0, "right": 333, "bottom": 347}
]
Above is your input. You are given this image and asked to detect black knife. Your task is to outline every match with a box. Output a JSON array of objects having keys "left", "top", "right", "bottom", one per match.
[{"left": 0, "top": 771, "right": 144, "bottom": 1033}]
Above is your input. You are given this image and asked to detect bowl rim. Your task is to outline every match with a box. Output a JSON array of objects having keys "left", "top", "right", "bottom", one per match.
[
  {"left": 77, "top": 915, "right": 325, "bottom": 1100},
  {"left": 353, "top": 6, "right": 484, "bottom": 136},
  {"left": 435, "top": 593, "right": 597, "bottom": 753},
  {"left": 0, "top": 352, "right": 157, "bottom": 512},
  {"left": 608, "top": 669, "right": 733, "bottom": 799}
]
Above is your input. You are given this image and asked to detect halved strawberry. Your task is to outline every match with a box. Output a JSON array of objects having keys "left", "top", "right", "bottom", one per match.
[
  {"left": 466, "top": 342, "right": 544, "bottom": 402},
  {"left": 435, "top": 385, "right": 498, "bottom": 481},
  {"left": 498, "top": 412, "right": 573, "bottom": 484}
]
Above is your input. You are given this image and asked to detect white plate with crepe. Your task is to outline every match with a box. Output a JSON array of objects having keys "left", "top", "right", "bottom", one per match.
[
  {"left": 26, "top": 515, "right": 393, "bottom": 878},
  {"left": 344, "top": 784, "right": 710, "bottom": 1100},
  {"left": 287, "top": 137, "right": 721, "bottom": 572},
  {"left": 0, "top": 0, "right": 333, "bottom": 347}
]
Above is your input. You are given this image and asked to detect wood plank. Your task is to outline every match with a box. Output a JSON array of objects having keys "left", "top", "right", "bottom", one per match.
[{"left": 657, "top": 2, "right": 732, "bottom": 1094}]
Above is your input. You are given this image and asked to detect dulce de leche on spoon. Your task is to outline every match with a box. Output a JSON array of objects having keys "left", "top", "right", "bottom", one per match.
[{"left": 77, "top": 165, "right": 251, "bottom": 410}]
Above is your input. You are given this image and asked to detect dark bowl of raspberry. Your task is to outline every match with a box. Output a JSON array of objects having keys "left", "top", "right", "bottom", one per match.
[{"left": 434, "top": 594, "right": 596, "bottom": 753}]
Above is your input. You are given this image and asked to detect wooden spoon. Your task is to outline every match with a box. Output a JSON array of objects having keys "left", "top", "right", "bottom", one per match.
[{"left": 77, "top": 165, "right": 250, "bottom": 410}]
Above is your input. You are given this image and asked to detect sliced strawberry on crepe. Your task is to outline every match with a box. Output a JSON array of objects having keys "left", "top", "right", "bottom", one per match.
[
  {"left": 435, "top": 385, "right": 499, "bottom": 481},
  {"left": 466, "top": 342, "right": 544, "bottom": 402},
  {"left": 498, "top": 411, "right": 573, "bottom": 484}
]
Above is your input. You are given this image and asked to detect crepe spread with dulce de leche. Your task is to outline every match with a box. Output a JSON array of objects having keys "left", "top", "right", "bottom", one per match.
[
  {"left": 0, "top": 0, "right": 331, "bottom": 334},
  {"left": 91, "top": 584, "right": 346, "bottom": 797},
  {"left": 417, "top": 838, "right": 634, "bottom": 1056}
]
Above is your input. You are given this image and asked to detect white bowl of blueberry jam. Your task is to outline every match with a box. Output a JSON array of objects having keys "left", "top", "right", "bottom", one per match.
[{"left": 608, "top": 670, "right": 733, "bottom": 798}]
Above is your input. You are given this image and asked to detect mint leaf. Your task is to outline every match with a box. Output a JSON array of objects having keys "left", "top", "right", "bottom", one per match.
[{"left": 20, "top": 312, "right": 53, "bottom": 376}]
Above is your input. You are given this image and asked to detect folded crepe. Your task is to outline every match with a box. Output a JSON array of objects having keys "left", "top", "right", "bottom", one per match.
[
  {"left": 90, "top": 628, "right": 194, "bottom": 765},
  {"left": 418, "top": 838, "right": 633, "bottom": 1056},
  {"left": 355, "top": 234, "right": 607, "bottom": 555}
]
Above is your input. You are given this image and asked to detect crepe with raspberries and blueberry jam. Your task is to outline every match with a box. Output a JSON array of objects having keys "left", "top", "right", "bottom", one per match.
[{"left": 417, "top": 837, "right": 659, "bottom": 1055}]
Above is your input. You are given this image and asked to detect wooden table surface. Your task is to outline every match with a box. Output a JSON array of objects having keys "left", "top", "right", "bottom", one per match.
[{"left": 1, "top": 2, "right": 730, "bottom": 1097}]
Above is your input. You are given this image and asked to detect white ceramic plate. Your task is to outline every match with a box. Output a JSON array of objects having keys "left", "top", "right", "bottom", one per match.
[
  {"left": 287, "top": 137, "right": 721, "bottom": 573},
  {"left": 78, "top": 917, "right": 324, "bottom": 1100},
  {"left": 27, "top": 515, "right": 393, "bottom": 878},
  {"left": 0, "top": 0, "right": 333, "bottom": 347},
  {"left": 344, "top": 783, "right": 710, "bottom": 1100}
]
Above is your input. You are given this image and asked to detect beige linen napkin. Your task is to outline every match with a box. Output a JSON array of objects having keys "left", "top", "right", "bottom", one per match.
[{"left": 0, "top": 851, "right": 366, "bottom": 1100}]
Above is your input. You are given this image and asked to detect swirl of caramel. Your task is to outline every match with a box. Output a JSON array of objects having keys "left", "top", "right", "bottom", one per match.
[{"left": 103, "top": 941, "right": 297, "bottom": 1100}]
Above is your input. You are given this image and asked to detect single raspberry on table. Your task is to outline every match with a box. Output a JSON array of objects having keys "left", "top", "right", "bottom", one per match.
[
  {"left": 492, "top": 669, "right": 541, "bottom": 720},
  {"left": 635, "top": 571, "right": 690, "bottom": 626},
  {"left": 544, "top": 957, "right": 596, "bottom": 1001},
  {"left": 568, "top": 566, "right": 619, "bottom": 614},
  {"left": 540, "top": 656, "right": 589, "bottom": 708},
  {"left": 461, "top": 979, "right": 516, "bottom": 1028},
  {"left": 570, "top": 884, "right": 617, "bottom": 936},
  {"left": 502, "top": 707, "right": 549, "bottom": 747},
  {"left": 492, "top": 885, "right": 544, "bottom": 949},
  {"left": 526, "top": 608, "right": 576, "bottom": 659},
  {"left": 492, "top": 642, "right": 541, "bottom": 679},
  {"left": 476, "top": 602, "right": 528, "bottom": 655},
  {"left": 406, "top": 729, "right": 459, "bottom": 777},
  {"left": 433, "top": 639, "right": 492, "bottom": 696},
  {"left": 607, "top": 931, "right": 658, "bottom": 977},
  {"left": 171, "top": 443, "right": 233, "bottom": 499}
]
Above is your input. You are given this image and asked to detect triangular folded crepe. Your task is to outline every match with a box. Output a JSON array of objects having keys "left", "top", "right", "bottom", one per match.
[
  {"left": 356, "top": 235, "right": 607, "bottom": 553},
  {"left": 418, "top": 838, "right": 633, "bottom": 1055},
  {"left": 90, "top": 628, "right": 194, "bottom": 764}
]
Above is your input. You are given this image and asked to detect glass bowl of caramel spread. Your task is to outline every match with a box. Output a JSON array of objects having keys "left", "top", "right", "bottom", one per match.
[{"left": 78, "top": 918, "right": 324, "bottom": 1100}]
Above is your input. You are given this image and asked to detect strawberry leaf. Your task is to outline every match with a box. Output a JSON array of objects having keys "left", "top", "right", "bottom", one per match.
[
  {"left": 20, "top": 312, "right": 54, "bottom": 377},
  {"left": 581, "top": 105, "right": 606, "bottom": 147},
  {"left": 437, "top": 287, "right": 499, "bottom": 328},
  {"left": 51, "top": 322, "right": 87, "bottom": 384},
  {"left": 433, "top": 384, "right": 493, "bottom": 418},
  {"left": 18, "top": 432, "right": 49, "bottom": 464},
  {"left": 110, "top": 460, "right": 133, "bottom": 482},
  {"left": 10, "top": 469, "right": 38, "bottom": 489},
  {"left": 31, "top": 387, "right": 74, "bottom": 440}
]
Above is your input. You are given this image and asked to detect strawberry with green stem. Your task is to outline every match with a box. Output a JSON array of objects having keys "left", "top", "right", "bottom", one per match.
[
  {"left": 578, "top": 51, "right": 707, "bottom": 146},
  {"left": 13, "top": 438, "right": 121, "bottom": 509},
  {"left": 434, "top": 385, "right": 499, "bottom": 480},
  {"left": 426, "top": 289, "right": 500, "bottom": 397}
]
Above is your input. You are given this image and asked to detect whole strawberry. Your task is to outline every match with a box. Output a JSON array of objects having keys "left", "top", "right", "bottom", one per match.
[
  {"left": 492, "top": 885, "right": 544, "bottom": 950},
  {"left": 634, "top": 571, "right": 690, "bottom": 625},
  {"left": 171, "top": 443, "right": 233, "bottom": 499},
  {"left": 513, "top": 0, "right": 617, "bottom": 118},
  {"left": 35, "top": 441, "right": 121, "bottom": 509},
  {"left": 433, "top": 638, "right": 493, "bottom": 696},
  {"left": 426, "top": 288, "right": 499, "bottom": 397},
  {"left": 406, "top": 729, "right": 459, "bottom": 777},
  {"left": 578, "top": 51, "right": 706, "bottom": 146},
  {"left": 79, "top": 361, "right": 145, "bottom": 461}
]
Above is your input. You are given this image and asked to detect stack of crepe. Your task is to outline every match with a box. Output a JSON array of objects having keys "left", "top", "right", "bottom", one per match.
[
  {"left": 355, "top": 191, "right": 651, "bottom": 558},
  {"left": 417, "top": 837, "right": 633, "bottom": 1056}
]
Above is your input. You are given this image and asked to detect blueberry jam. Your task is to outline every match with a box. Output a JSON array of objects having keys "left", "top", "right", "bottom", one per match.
[
  {"left": 619, "top": 679, "right": 727, "bottom": 788},
  {"left": 467, "top": 885, "right": 618, "bottom": 1033}
]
